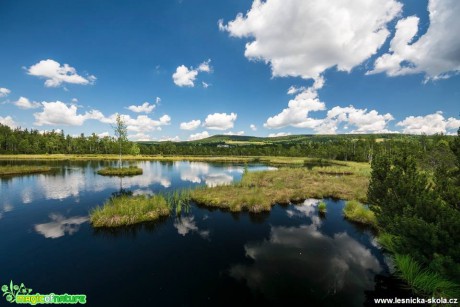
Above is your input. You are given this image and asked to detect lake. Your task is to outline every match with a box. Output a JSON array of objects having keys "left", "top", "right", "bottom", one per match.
[{"left": 0, "top": 160, "right": 406, "bottom": 306}]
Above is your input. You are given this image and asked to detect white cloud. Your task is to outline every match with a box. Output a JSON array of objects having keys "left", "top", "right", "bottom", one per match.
[
  {"left": 204, "top": 112, "right": 237, "bottom": 130},
  {"left": 33, "top": 101, "right": 104, "bottom": 126},
  {"left": 287, "top": 86, "right": 305, "bottom": 95},
  {"left": 264, "top": 79, "right": 326, "bottom": 129},
  {"left": 221, "top": 0, "right": 402, "bottom": 80},
  {"left": 172, "top": 60, "right": 212, "bottom": 87},
  {"left": 180, "top": 119, "right": 201, "bottom": 130},
  {"left": 128, "top": 132, "right": 153, "bottom": 141},
  {"left": 34, "top": 214, "right": 89, "bottom": 239},
  {"left": 268, "top": 132, "right": 291, "bottom": 137},
  {"left": 127, "top": 102, "right": 155, "bottom": 114},
  {"left": 27, "top": 59, "right": 96, "bottom": 87},
  {"left": 369, "top": 0, "right": 460, "bottom": 80},
  {"left": 71, "top": 98, "right": 78, "bottom": 103},
  {"left": 125, "top": 114, "right": 171, "bottom": 132},
  {"left": 397, "top": 111, "right": 460, "bottom": 134},
  {"left": 224, "top": 131, "right": 245, "bottom": 136},
  {"left": 250, "top": 124, "right": 257, "bottom": 131},
  {"left": 13, "top": 97, "right": 40, "bottom": 109},
  {"left": 0, "top": 116, "right": 17, "bottom": 128},
  {"left": 188, "top": 131, "right": 210, "bottom": 141},
  {"left": 159, "top": 136, "right": 181, "bottom": 142},
  {"left": 202, "top": 82, "right": 210, "bottom": 88},
  {"left": 0, "top": 87, "right": 10, "bottom": 97},
  {"left": 156, "top": 97, "right": 161, "bottom": 104},
  {"left": 97, "top": 132, "right": 110, "bottom": 138}
]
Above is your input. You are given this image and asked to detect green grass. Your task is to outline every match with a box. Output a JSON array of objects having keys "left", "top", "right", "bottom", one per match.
[
  {"left": 394, "top": 254, "right": 460, "bottom": 298},
  {"left": 318, "top": 201, "right": 327, "bottom": 214},
  {"left": 97, "top": 166, "right": 143, "bottom": 176},
  {"left": 90, "top": 194, "right": 170, "bottom": 227},
  {"left": 191, "top": 166, "right": 369, "bottom": 213},
  {"left": 343, "top": 200, "right": 377, "bottom": 226},
  {"left": 0, "top": 165, "right": 52, "bottom": 176}
]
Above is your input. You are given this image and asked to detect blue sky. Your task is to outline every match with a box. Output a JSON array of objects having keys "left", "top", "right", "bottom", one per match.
[{"left": 0, "top": 0, "right": 459, "bottom": 141}]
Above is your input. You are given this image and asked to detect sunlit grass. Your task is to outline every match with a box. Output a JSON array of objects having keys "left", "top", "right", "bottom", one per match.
[
  {"left": 0, "top": 165, "right": 51, "bottom": 176},
  {"left": 318, "top": 201, "right": 327, "bottom": 214},
  {"left": 97, "top": 166, "right": 143, "bottom": 176},
  {"left": 90, "top": 194, "right": 169, "bottom": 227},
  {"left": 191, "top": 167, "right": 369, "bottom": 212},
  {"left": 343, "top": 200, "right": 376, "bottom": 226},
  {"left": 394, "top": 254, "right": 460, "bottom": 298}
]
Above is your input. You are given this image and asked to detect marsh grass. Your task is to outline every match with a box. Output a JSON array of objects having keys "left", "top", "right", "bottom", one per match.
[
  {"left": 90, "top": 194, "right": 170, "bottom": 227},
  {"left": 97, "top": 166, "right": 143, "bottom": 176},
  {"left": 191, "top": 167, "right": 369, "bottom": 212},
  {"left": 0, "top": 165, "right": 51, "bottom": 176},
  {"left": 318, "top": 201, "right": 327, "bottom": 214},
  {"left": 164, "top": 189, "right": 192, "bottom": 215},
  {"left": 394, "top": 254, "right": 460, "bottom": 298},
  {"left": 343, "top": 200, "right": 376, "bottom": 226}
]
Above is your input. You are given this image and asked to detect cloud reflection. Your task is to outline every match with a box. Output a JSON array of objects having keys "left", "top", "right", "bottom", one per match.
[
  {"left": 34, "top": 213, "right": 89, "bottom": 239},
  {"left": 174, "top": 216, "right": 210, "bottom": 239}
]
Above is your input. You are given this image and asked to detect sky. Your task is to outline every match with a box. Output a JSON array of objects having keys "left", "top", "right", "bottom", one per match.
[{"left": 0, "top": 0, "right": 459, "bottom": 141}]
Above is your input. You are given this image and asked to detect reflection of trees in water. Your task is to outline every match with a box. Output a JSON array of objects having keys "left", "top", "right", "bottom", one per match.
[
  {"left": 92, "top": 216, "right": 169, "bottom": 238},
  {"left": 364, "top": 274, "right": 414, "bottom": 306}
]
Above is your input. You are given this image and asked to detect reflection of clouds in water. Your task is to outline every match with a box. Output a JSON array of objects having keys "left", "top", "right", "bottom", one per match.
[
  {"left": 37, "top": 171, "right": 85, "bottom": 200},
  {"left": 0, "top": 203, "right": 13, "bottom": 220},
  {"left": 230, "top": 224, "right": 382, "bottom": 299},
  {"left": 205, "top": 173, "right": 233, "bottom": 187},
  {"left": 174, "top": 216, "right": 210, "bottom": 239},
  {"left": 179, "top": 162, "right": 210, "bottom": 184},
  {"left": 132, "top": 189, "right": 155, "bottom": 196},
  {"left": 21, "top": 187, "right": 34, "bottom": 204},
  {"left": 122, "top": 162, "right": 171, "bottom": 188},
  {"left": 34, "top": 213, "right": 89, "bottom": 239},
  {"left": 286, "top": 199, "right": 322, "bottom": 226}
]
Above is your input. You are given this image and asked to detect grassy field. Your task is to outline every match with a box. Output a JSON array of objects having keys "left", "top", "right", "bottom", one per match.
[
  {"left": 97, "top": 166, "right": 143, "bottom": 176},
  {"left": 0, "top": 165, "right": 52, "bottom": 176},
  {"left": 191, "top": 163, "right": 369, "bottom": 212},
  {"left": 90, "top": 195, "right": 170, "bottom": 227}
]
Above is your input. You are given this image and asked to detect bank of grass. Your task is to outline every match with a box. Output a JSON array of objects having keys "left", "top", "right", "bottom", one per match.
[
  {"left": 342, "top": 200, "right": 376, "bottom": 226},
  {"left": 394, "top": 254, "right": 460, "bottom": 298},
  {"left": 0, "top": 165, "right": 52, "bottom": 176},
  {"left": 97, "top": 166, "right": 143, "bottom": 176},
  {"left": 191, "top": 166, "right": 369, "bottom": 212},
  {"left": 90, "top": 194, "right": 169, "bottom": 227}
]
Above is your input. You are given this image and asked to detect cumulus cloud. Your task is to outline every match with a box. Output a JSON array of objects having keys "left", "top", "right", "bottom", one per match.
[
  {"left": 268, "top": 132, "right": 291, "bottom": 137},
  {"left": 27, "top": 59, "right": 96, "bottom": 87},
  {"left": 128, "top": 132, "right": 153, "bottom": 141},
  {"left": 159, "top": 136, "right": 181, "bottom": 142},
  {"left": 220, "top": 0, "right": 402, "bottom": 80},
  {"left": 34, "top": 101, "right": 104, "bottom": 126},
  {"left": 224, "top": 131, "right": 244, "bottom": 136},
  {"left": 204, "top": 112, "right": 237, "bottom": 130},
  {"left": 172, "top": 60, "right": 212, "bottom": 87},
  {"left": 180, "top": 119, "right": 201, "bottom": 130},
  {"left": 264, "top": 78, "right": 326, "bottom": 129},
  {"left": 369, "top": 0, "right": 460, "bottom": 80},
  {"left": 0, "top": 87, "right": 10, "bottom": 97},
  {"left": 0, "top": 116, "right": 17, "bottom": 128},
  {"left": 188, "top": 131, "right": 210, "bottom": 141},
  {"left": 250, "top": 124, "right": 257, "bottom": 131},
  {"left": 97, "top": 132, "right": 110, "bottom": 138},
  {"left": 397, "top": 111, "right": 460, "bottom": 134},
  {"left": 13, "top": 97, "right": 40, "bottom": 109},
  {"left": 127, "top": 102, "right": 156, "bottom": 113}
]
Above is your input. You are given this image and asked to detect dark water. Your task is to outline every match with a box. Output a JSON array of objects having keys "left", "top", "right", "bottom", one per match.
[{"left": 0, "top": 161, "right": 403, "bottom": 306}]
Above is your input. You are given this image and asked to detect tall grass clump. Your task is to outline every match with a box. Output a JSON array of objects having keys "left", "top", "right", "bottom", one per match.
[
  {"left": 394, "top": 254, "right": 460, "bottom": 298},
  {"left": 97, "top": 166, "right": 142, "bottom": 176},
  {"left": 343, "top": 200, "right": 376, "bottom": 226},
  {"left": 165, "top": 189, "right": 191, "bottom": 215},
  {"left": 90, "top": 194, "right": 169, "bottom": 227},
  {"left": 318, "top": 201, "right": 327, "bottom": 214}
]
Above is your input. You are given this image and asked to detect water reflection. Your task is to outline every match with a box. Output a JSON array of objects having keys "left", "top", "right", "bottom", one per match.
[
  {"left": 229, "top": 199, "right": 383, "bottom": 304},
  {"left": 34, "top": 214, "right": 89, "bottom": 239},
  {"left": 174, "top": 215, "right": 210, "bottom": 239}
]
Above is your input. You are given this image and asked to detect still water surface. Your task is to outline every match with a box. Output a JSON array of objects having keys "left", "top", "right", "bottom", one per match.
[{"left": 0, "top": 161, "right": 401, "bottom": 306}]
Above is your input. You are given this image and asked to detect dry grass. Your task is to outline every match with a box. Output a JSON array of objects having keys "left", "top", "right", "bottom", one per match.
[
  {"left": 191, "top": 167, "right": 369, "bottom": 212},
  {"left": 97, "top": 166, "right": 143, "bottom": 176}
]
